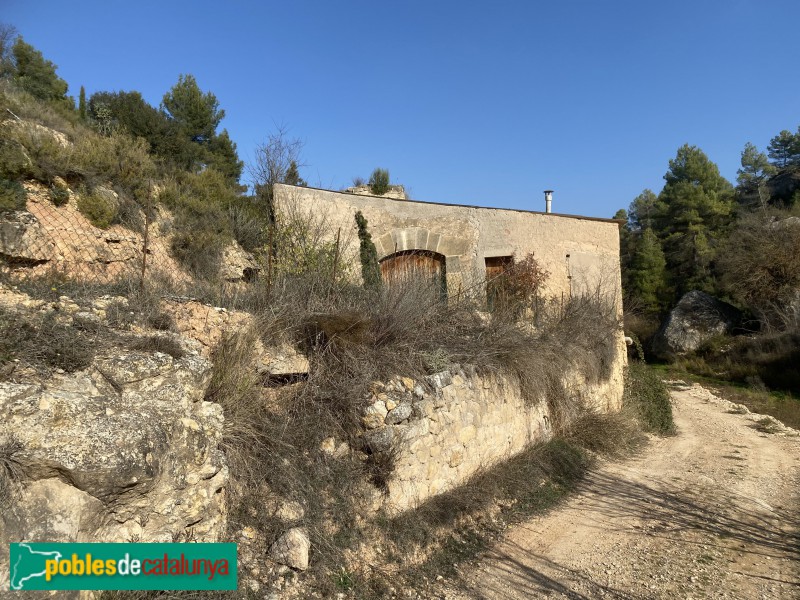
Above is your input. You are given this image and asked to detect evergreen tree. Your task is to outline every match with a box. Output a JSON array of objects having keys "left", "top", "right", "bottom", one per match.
[
  {"left": 656, "top": 145, "right": 734, "bottom": 295},
  {"left": 78, "top": 85, "right": 87, "bottom": 120},
  {"left": 161, "top": 74, "right": 224, "bottom": 144},
  {"left": 368, "top": 168, "right": 390, "bottom": 195},
  {"left": 766, "top": 129, "right": 800, "bottom": 168},
  {"left": 284, "top": 161, "right": 307, "bottom": 187},
  {"left": 737, "top": 142, "right": 775, "bottom": 190},
  {"left": 628, "top": 228, "right": 668, "bottom": 313},
  {"left": 355, "top": 211, "right": 382, "bottom": 290},
  {"left": 11, "top": 37, "right": 69, "bottom": 104},
  {"left": 205, "top": 129, "right": 243, "bottom": 185},
  {"left": 628, "top": 189, "right": 659, "bottom": 232},
  {"left": 161, "top": 75, "right": 242, "bottom": 182}
]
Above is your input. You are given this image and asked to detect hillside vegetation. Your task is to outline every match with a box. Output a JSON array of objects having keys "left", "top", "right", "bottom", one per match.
[{"left": 616, "top": 137, "right": 800, "bottom": 401}]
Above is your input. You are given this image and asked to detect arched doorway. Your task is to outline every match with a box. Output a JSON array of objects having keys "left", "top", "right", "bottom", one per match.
[{"left": 379, "top": 250, "right": 447, "bottom": 299}]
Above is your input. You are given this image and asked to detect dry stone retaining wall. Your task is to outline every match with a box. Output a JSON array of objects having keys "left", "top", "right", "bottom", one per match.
[{"left": 362, "top": 353, "right": 625, "bottom": 512}]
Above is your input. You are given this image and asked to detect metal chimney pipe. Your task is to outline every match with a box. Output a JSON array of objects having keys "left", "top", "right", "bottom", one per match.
[{"left": 544, "top": 190, "right": 553, "bottom": 213}]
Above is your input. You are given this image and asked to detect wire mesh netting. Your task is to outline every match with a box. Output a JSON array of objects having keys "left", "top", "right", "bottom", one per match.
[{"left": 0, "top": 189, "right": 188, "bottom": 290}]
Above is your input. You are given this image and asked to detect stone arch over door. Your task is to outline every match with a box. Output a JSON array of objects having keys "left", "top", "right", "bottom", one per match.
[
  {"left": 372, "top": 227, "right": 469, "bottom": 262},
  {"left": 371, "top": 226, "right": 470, "bottom": 300}
]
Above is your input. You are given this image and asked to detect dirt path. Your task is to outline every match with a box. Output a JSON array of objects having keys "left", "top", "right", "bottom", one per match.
[{"left": 441, "top": 383, "right": 800, "bottom": 599}]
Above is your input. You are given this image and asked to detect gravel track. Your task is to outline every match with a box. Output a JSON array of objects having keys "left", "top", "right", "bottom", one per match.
[{"left": 439, "top": 383, "right": 800, "bottom": 599}]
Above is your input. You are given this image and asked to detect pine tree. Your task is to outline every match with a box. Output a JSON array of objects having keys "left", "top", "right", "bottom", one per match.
[
  {"left": 161, "top": 74, "right": 224, "bottom": 145},
  {"left": 656, "top": 145, "right": 734, "bottom": 295},
  {"left": 11, "top": 37, "right": 69, "bottom": 104},
  {"left": 284, "top": 161, "right": 307, "bottom": 187},
  {"left": 355, "top": 211, "right": 382, "bottom": 290},
  {"left": 629, "top": 228, "right": 668, "bottom": 313},
  {"left": 205, "top": 129, "right": 243, "bottom": 185},
  {"left": 737, "top": 142, "right": 775, "bottom": 190},
  {"left": 628, "top": 189, "right": 660, "bottom": 232},
  {"left": 766, "top": 130, "right": 800, "bottom": 168}
]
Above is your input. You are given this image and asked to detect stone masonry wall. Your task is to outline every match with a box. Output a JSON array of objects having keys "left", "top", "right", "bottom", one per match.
[
  {"left": 362, "top": 355, "right": 625, "bottom": 512},
  {"left": 274, "top": 184, "right": 624, "bottom": 309}
]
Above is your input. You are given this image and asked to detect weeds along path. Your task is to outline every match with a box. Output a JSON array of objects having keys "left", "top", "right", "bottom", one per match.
[{"left": 441, "top": 383, "right": 800, "bottom": 599}]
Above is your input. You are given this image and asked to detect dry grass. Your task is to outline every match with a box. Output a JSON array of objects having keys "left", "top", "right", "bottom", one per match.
[
  {"left": 190, "top": 265, "right": 626, "bottom": 597},
  {"left": 0, "top": 437, "right": 24, "bottom": 507},
  {"left": 0, "top": 306, "right": 97, "bottom": 374},
  {"left": 129, "top": 335, "right": 184, "bottom": 359}
]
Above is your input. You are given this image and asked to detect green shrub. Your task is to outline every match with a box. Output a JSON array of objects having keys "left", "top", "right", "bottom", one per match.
[
  {"left": 49, "top": 182, "right": 69, "bottom": 206},
  {"left": 171, "top": 229, "right": 225, "bottom": 279},
  {"left": 69, "top": 131, "right": 156, "bottom": 196},
  {"left": 227, "top": 201, "right": 267, "bottom": 252},
  {"left": 368, "top": 167, "right": 390, "bottom": 195},
  {"left": 0, "top": 178, "right": 26, "bottom": 212},
  {"left": 77, "top": 188, "right": 117, "bottom": 229},
  {"left": 159, "top": 169, "right": 239, "bottom": 280},
  {"left": 0, "top": 137, "right": 31, "bottom": 180},
  {"left": 8, "top": 122, "right": 67, "bottom": 183},
  {"left": 624, "top": 362, "right": 675, "bottom": 434}
]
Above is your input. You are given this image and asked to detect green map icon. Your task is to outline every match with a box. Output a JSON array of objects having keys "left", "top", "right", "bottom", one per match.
[{"left": 10, "top": 543, "right": 63, "bottom": 590}]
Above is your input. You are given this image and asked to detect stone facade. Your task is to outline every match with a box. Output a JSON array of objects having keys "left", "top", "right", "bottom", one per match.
[
  {"left": 274, "top": 184, "right": 624, "bottom": 305},
  {"left": 274, "top": 185, "right": 628, "bottom": 513},
  {"left": 363, "top": 364, "right": 624, "bottom": 512}
]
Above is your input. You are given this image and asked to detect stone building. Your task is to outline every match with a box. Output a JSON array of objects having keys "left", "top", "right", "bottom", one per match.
[{"left": 274, "top": 183, "right": 624, "bottom": 307}]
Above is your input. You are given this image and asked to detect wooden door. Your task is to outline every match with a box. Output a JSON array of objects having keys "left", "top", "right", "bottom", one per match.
[
  {"left": 485, "top": 255, "right": 514, "bottom": 310},
  {"left": 380, "top": 250, "right": 447, "bottom": 298}
]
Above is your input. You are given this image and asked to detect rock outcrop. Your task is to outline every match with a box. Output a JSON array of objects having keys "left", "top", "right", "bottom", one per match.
[
  {"left": 0, "top": 182, "right": 187, "bottom": 283},
  {"left": 651, "top": 290, "right": 742, "bottom": 359},
  {"left": 0, "top": 347, "right": 227, "bottom": 576}
]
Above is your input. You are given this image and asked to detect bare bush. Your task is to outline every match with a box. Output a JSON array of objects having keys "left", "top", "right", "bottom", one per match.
[{"left": 718, "top": 210, "right": 800, "bottom": 331}]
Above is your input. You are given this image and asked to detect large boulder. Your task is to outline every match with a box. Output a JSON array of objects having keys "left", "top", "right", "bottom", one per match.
[
  {"left": 0, "top": 348, "right": 228, "bottom": 584},
  {"left": 651, "top": 290, "right": 742, "bottom": 359}
]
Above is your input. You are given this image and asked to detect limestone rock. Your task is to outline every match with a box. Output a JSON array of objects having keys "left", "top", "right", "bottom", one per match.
[
  {"left": 651, "top": 291, "right": 742, "bottom": 359},
  {"left": 0, "top": 210, "right": 53, "bottom": 265},
  {"left": 220, "top": 242, "right": 259, "bottom": 282},
  {"left": 275, "top": 500, "right": 305, "bottom": 522},
  {"left": 385, "top": 402, "right": 413, "bottom": 425},
  {"left": 0, "top": 348, "right": 227, "bottom": 568},
  {"left": 257, "top": 342, "right": 309, "bottom": 377},
  {"left": 268, "top": 527, "right": 310, "bottom": 571},
  {"left": 426, "top": 370, "right": 453, "bottom": 389},
  {"left": 319, "top": 436, "right": 349, "bottom": 458},
  {"left": 362, "top": 400, "right": 388, "bottom": 429},
  {"left": 343, "top": 184, "right": 407, "bottom": 200},
  {"left": 363, "top": 427, "right": 395, "bottom": 452}
]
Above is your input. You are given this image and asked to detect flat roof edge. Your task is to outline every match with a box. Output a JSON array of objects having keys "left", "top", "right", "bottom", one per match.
[{"left": 275, "top": 183, "right": 624, "bottom": 226}]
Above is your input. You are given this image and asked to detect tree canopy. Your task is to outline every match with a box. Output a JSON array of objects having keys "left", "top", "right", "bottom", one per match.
[
  {"left": 11, "top": 37, "right": 69, "bottom": 104},
  {"left": 737, "top": 142, "right": 775, "bottom": 190},
  {"left": 162, "top": 74, "right": 224, "bottom": 145}
]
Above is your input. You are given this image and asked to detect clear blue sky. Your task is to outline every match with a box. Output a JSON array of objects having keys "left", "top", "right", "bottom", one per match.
[{"left": 4, "top": 1, "right": 799, "bottom": 218}]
